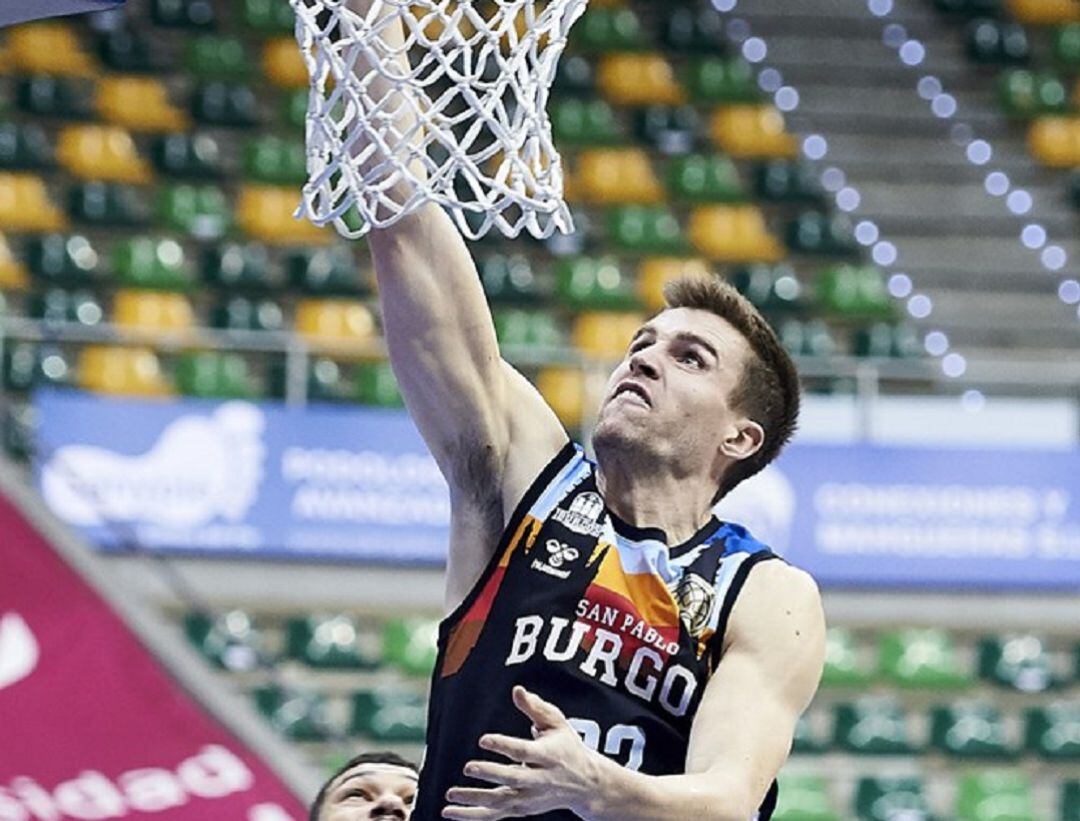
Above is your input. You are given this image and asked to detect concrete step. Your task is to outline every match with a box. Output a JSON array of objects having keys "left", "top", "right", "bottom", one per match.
[{"left": 894, "top": 235, "right": 1080, "bottom": 276}]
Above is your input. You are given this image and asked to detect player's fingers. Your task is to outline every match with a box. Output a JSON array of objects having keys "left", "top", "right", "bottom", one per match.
[
  {"left": 441, "top": 804, "right": 506, "bottom": 820},
  {"left": 464, "top": 758, "right": 536, "bottom": 787},
  {"left": 479, "top": 732, "right": 545, "bottom": 765},
  {"left": 512, "top": 685, "right": 566, "bottom": 729}
]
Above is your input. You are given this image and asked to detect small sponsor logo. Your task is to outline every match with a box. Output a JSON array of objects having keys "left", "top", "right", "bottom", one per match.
[
  {"left": 669, "top": 573, "right": 716, "bottom": 641},
  {"left": 530, "top": 539, "right": 580, "bottom": 580},
  {"left": 552, "top": 491, "right": 605, "bottom": 537}
]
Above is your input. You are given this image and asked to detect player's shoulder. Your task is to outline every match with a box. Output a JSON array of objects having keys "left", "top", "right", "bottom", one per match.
[
  {"left": 746, "top": 560, "right": 821, "bottom": 607},
  {"left": 727, "top": 559, "right": 824, "bottom": 650}
]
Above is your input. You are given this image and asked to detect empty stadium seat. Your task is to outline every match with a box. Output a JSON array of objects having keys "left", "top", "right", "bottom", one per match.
[
  {"left": 852, "top": 323, "right": 922, "bottom": 359},
  {"left": 183, "top": 610, "right": 263, "bottom": 672},
  {"left": 551, "top": 99, "right": 623, "bottom": 146},
  {"left": 572, "top": 311, "right": 643, "bottom": 359},
  {"left": 237, "top": 185, "right": 330, "bottom": 243},
  {"left": 351, "top": 689, "right": 426, "bottom": 743},
  {"left": 26, "top": 234, "right": 101, "bottom": 284},
  {"left": 1055, "top": 23, "right": 1080, "bottom": 67},
  {"left": 790, "top": 712, "right": 829, "bottom": 755},
  {"left": 662, "top": 7, "right": 725, "bottom": 53},
  {"left": 817, "top": 265, "right": 894, "bottom": 319},
  {"left": 820, "top": 628, "right": 873, "bottom": 687},
  {"left": 112, "top": 237, "right": 191, "bottom": 290},
  {"left": 267, "top": 356, "right": 351, "bottom": 403},
  {"left": 494, "top": 310, "right": 565, "bottom": 349},
  {"left": 193, "top": 83, "right": 261, "bottom": 127},
  {"left": 98, "top": 26, "right": 164, "bottom": 73},
  {"left": 8, "top": 24, "right": 98, "bottom": 77},
  {"left": 787, "top": 213, "right": 859, "bottom": 256},
  {"left": 157, "top": 183, "right": 229, "bottom": 239},
  {"left": 244, "top": 0, "right": 295, "bottom": 34},
  {"left": 688, "top": 58, "right": 760, "bottom": 103},
  {"left": 668, "top": 154, "right": 744, "bottom": 202},
  {"left": 175, "top": 351, "right": 258, "bottom": 398},
  {"left": 781, "top": 319, "right": 838, "bottom": 358},
  {"left": 243, "top": 135, "right": 308, "bottom": 184},
  {"left": 556, "top": 256, "right": 639, "bottom": 309},
  {"left": 833, "top": 697, "right": 914, "bottom": 754},
  {"left": 536, "top": 366, "right": 586, "bottom": 428},
  {"left": 1028, "top": 117, "right": 1080, "bottom": 167},
  {"left": 978, "top": 635, "right": 1060, "bottom": 692},
  {"left": 637, "top": 256, "right": 711, "bottom": 311},
  {"left": 966, "top": 19, "right": 1031, "bottom": 64},
  {"left": 152, "top": 0, "right": 215, "bottom": 29},
  {"left": 57, "top": 125, "right": 152, "bottom": 184},
  {"left": 853, "top": 777, "right": 931, "bottom": 821},
  {"left": 480, "top": 254, "right": 542, "bottom": 305},
  {"left": 355, "top": 361, "right": 404, "bottom": 407},
  {"left": 0, "top": 173, "right": 66, "bottom": 232},
  {"left": 382, "top": 618, "right": 438, "bottom": 678},
  {"left": 113, "top": 289, "right": 196, "bottom": 334},
  {"left": 211, "top": 296, "right": 285, "bottom": 333},
  {"left": 287, "top": 246, "right": 365, "bottom": 295},
  {"left": 552, "top": 54, "right": 596, "bottom": 97},
  {"left": 69, "top": 182, "right": 151, "bottom": 226},
  {"left": 633, "top": 105, "right": 702, "bottom": 154},
  {"left": 597, "top": 54, "right": 685, "bottom": 106},
  {"left": 756, "top": 159, "right": 826, "bottom": 203},
  {"left": 263, "top": 37, "right": 308, "bottom": 89},
  {"left": 17, "top": 75, "right": 94, "bottom": 119},
  {"left": 1026, "top": 702, "right": 1080, "bottom": 759},
  {"left": 3, "top": 342, "right": 72, "bottom": 391},
  {"left": 1007, "top": 0, "right": 1080, "bottom": 25},
  {"left": 772, "top": 775, "right": 837, "bottom": 821},
  {"left": 78, "top": 345, "right": 173, "bottom": 397},
  {"left": 574, "top": 148, "right": 665, "bottom": 204},
  {"left": 0, "top": 233, "right": 29, "bottom": 290},
  {"left": 98, "top": 76, "right": 188, "bottom": 132},
  {"left": 931, "top": 702, "right": 1014, "bottom": 758},
  {"left": 711, "top": 105, "right": 798, "bottom": 158},
  {"left": 688, "top": 205, "right": 784, "bottom": 262},
  {"left": 152, "top": 132, "right": 225, "bottom": 178},
  {"left": 29, "top": 288, "right": 104, "bottom": 328},
  {"left": 294, "top": 298, "right": 375, "bottom": 344},
  {"left": 0, "top": 123, "right": 53, "bottom": 170},
  {"left": 285, "top": 614, "right": 379, "bottom": 669},
  {"left": 2, "top": 403, "right": 34, "bottom": 461},
  {"left": 254, "top": 685, "right": 333, "bottom": 741},
  {"left": 571, "top": 7, "right": 647, "bottom": 52},
  {"left": 730, "top": 263, "right": 806, "bottom": 316},
  {"left": 187, "top": 35, "right": 251, "bottom": 79},
  {"left": 955, "top": 771, "right": 1035, "bottom": 821},
  {"left": 203, "top": 243, "right": 273, "bottom": 290},
  {"left": 998, "top": 70, "right": 1070, "bottom": 118},
  {"left": 607, "top": 205, "right": 687, "bottom": 254}
]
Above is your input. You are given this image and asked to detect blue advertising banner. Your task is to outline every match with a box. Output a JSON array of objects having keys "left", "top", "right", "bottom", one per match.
[{"left": 33, "top": 389, "right": 1080, "bottom": 589}]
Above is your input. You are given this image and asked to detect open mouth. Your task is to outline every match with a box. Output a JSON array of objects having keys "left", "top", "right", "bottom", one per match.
[{"left": 612, "top": 381, "right": 651, "bottom": 407}]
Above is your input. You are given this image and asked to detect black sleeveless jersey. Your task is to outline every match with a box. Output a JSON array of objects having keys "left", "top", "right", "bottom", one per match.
[{"left": 414, "top": 441, "right": 781, "bottom": 820}]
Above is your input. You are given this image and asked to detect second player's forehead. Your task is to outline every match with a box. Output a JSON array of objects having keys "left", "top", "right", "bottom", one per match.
[{"left": 328, "top": 763, "right": 417, "bottom": 796}]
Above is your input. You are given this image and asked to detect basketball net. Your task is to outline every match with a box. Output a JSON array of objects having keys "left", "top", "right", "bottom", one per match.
[{"left": 290, "top": 0, "right": 586, "bottom": 240}]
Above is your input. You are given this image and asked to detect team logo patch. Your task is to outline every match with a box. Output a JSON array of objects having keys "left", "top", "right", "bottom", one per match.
[
  {"left": 530, "top": 538, "right": 580, "bottom": 579},
  {"left": 552, "top": 491, "right": 605, "bottom": 537},
  {"left": 669, "top": 572, "right": 715, "bottom": 640}
]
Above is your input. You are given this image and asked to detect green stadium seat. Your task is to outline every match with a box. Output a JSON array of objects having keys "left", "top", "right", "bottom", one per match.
[
  {"left": 30, "top": 289, "right": 104, "bottom": 328},
  {"left": 820, "top": 628, "right": 873, "bottom": 687},
  {"left": 552, "top": 55, "right": 595, "bottom": 96},
  {"left": 187, "top": 35, "right": 251, "bottom": 79},
  {"left": 998, "top": 70, "right": 1070, "bottom": 118},
  {"left": 571, "top": 8, "right": 647, "bottom": 53},
  {"left": 1055, "top": 23, "right": 1080, "bottom": 67},
  {"left": 668, "top": 154, "right": 744, "bottom": 202},
  {"left": 878, "top": 628, "right": 972, "bottom": 689},
  {"left": 662, "top": 7, "right": 725, "bottom": 53},
  {"left": 978, "top": 635, "right": 1059, "bottom": 692},
  {"left": 731, "top": 263, "right": 806, "bottom": 316},
  {"left": 267, "top": 356, "right": 353, "bottom": 403},
  {"left": 555, "top": 256, "right": 640, "bottom": 310},
  {"left": 183, "top": 610, "right": 262, "bottom": 672},
  {"left": 687, "top": 58, "right": 760, "bottom": 104},
  {"left": 833, "top": 697, "right": 914, "bottom": 754},
  {"left": 493, "top": 310, "right": 566, "bottom": 350},
  {"left": 786, "top": 213, "right": 858, "bottom": 256},
  {"left": 286, "top": 246, "right": 364, "bottom": 295},
  {"left": 0, "top": 123, "right": 53, "bottom": 170},
  {"left": 1062, "top": 781, "right": 1080, "bottom": 821},
  {"left": 854, "top": 777, "right": 932, "bottom": 821},
  {"left": 25, "top": 234, "right": 101, "bottom": 285},
  {"left": 285, "top": 614, "right": 380, "bottom": 669},
  {"left": 243, "top": 135, "right": 308, "bottom": 184},
  {"left": 152, "top": 133, "right": 225, "bottom": 178},
  {"left": 791, "top": 712, "right": 829, "bottom": 755},
  {"left": 157, "top": 184, "right": 230, "bottom": 239},
  {"left": 68, "top": 182, "right": 150, "bottom": 227},
  {"left": 552, "top": 99, "right": 623, "bottom": 146},
  {"left": 152, "top": 0, "right": 214, "bottom": 28},
  {"left": 351, "top": 689, "right": 427, "bottom": 743},
  {"left": 955, "top": 771, "right": 1035, "bottom": 821},
  {"left": 1026, "top": 702, "right": 1080, "bottom": 759},
  {"left": 756, "top": 159, "right": 826, "bottom": 204},
  {"left": 779, "top": 319, "right": 838, "bottom": 358},
  {"left": 966, "top": 19, "right": 1031, "bottom": 64},
  {"left": 931, "top": 702, "right": 1014, "bottom": 758},
  {"left": 193, "top": 83, "right": 260, "bottom": 128},
  {"left": 254, "top": 685, "right": 333, "bottom": 741},
  {"left": 112, "top": 237, "right": 192, "bottom": 290},
  {"left": 2, "top": 403, "right": 34, "bottom": 461},
  {"left": 607, "top": 205, "right": 687, "bottom": 254},
  {"left": 633, "top": 105, "right": 701, "bottom": 155},
  {"left": 356, "top": 361, "right": 403, "bottom": 407},
  {"left": 282, "top": 89, "right": 309, "bottom": 130},
  {"left": 772, "top": 774, "right": 838, "bottom": 821},
  {"left": 99, "top": 26, "right": 165, "bottom": 73},
  {"left": 480, "top": 254, "right": 542, "bottom": 305},
  {"left": 852, "top": 323, "right": 922, "bottom": 359},
  {"left": 202, "top": 243, "right": 272, "bottom": 290},
  {"left": 17, "top": 76, "right": 94, "bottom": 120},
  {"left": 175, "top": 351, "right": 258, "bottom": 399},
  {"left": 245, "top": 0, "right": 295, "bottom": 33},
  {"left": 818, "top": 263, "right": 893, "bottom": 320},
  {"left": 3, "top": 343, "right": 72, "bottom": 391},
  {"left": 211, "top": 296, "right": 286, "bottom": 333},
  {"left": 382, "top": 618, "right": 438, "bottom": 678}
]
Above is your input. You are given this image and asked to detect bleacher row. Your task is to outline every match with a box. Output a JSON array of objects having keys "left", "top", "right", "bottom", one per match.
[{"left": 0, "top": 0, "right": 945, "bottom": 460}]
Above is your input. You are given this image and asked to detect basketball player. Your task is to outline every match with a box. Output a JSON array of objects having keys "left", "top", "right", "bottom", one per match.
[
  {"left": 310, "top": 751, "right": 418, "bottom": 821},
  {"left": 334, "top": 2, "right": 827, "bottom": 818}
]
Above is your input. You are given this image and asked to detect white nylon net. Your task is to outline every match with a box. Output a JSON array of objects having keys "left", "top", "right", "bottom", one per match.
[{"left": 289, "top": 0, "right": 587, "bottom": 240}]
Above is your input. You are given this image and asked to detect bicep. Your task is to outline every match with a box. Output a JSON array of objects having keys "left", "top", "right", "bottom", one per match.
[{"left": 685, "top": 563, "right": 826, "bottom": 809}]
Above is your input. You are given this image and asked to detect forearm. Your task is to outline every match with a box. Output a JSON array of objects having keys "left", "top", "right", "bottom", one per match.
[{"left": 576, "top": 754, "right": 751, "bottom": 821}]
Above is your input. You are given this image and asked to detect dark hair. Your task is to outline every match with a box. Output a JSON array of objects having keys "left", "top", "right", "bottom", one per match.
[
  {"left": 662, "top": 274, "right": 800, "bottom": 501},
  {"left": 309, "top": 751, "right": 418, "bottom": 821}
]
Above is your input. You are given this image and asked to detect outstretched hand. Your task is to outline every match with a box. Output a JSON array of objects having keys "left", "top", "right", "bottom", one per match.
[{"left": 442, "top": 686, "right": 599, "bottom": 820}]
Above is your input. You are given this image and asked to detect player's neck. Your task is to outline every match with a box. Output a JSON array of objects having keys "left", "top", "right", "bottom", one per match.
[{"left": 595, "top": 465, "right": 715, "bottom": 545}]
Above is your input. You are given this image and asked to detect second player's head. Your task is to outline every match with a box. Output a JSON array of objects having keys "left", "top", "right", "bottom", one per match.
[
  {"left": 592, "top": 274, "right": 800, "bottom": 503},
  {"left": 309, "top": 751, "right": 418, "bottom": 821}
]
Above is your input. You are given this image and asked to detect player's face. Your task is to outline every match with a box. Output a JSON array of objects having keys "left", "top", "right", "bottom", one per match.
[
  {"left": 593, "top": 307, "right": 753, "bottom": 466},
  {"left": 319, "top": 763, "right": 417, "bottom": 821}
]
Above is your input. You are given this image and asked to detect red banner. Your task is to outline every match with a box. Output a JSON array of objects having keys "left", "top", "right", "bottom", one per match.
[{"left": 0, "top": 491, "right": 308, "bottom": 820}]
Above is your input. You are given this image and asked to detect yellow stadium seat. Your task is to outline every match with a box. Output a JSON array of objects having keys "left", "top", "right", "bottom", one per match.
[
  {"left": 57, "top": 125, "right": 152, "bottom": 184},
  {"left": 98, "top": 77, "right": 189, "bottom": 132},
  {"left": 597, "top": 54, "right": 685, "bottom": 106},
  {"left": 1028, "top": 117, "right": 1080, "bottom": 167},
  {"left": 536, "top": 367, "right": 586, "bottom": 428},
  {"left": 0, "top": 233, "right": 29, "bottom": 289},
  {"left": 1007, "top": 0, "right": 1079, "bottom": 24},
  {"left": 236, "top": 186, "right": 332, "bottom": 244},
  {"left": 637, "top": 257, "right": 712, "bottom": 312},
  {"left": 0, "top": 42, "right": 11, "bottom": 74},
  {"left": 8, "top": 23, "right": 97, "bottom": 77},
  {"left": 574, "top": 148, "right": 664, "bottom": 205},
  {"left": 113, "top": 290, "right": 195, "bottom": 334},
  {"left": 689, "top": 205, "right": 784, "bottom": 263},
  {"left": 294, "top": 299, "right": 376, "bottom": 344},
  {"left": 78, "top": 345, "right": 173, "bottom": 397},
  {"left": 263, "top": 38, "right": 309, "bottom": 89},
  {"left": 710, "top": 105, "right": 798, "bottom": 159},
  {"left": 572, "top": 311, "right": 644, "bottom": 360},
  {"left": 0, "top": 174, "right": 67, "bottom": 232}
]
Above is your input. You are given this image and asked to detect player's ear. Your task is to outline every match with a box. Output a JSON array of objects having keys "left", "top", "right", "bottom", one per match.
[{"left": 719, "top": 418, "right": 764, "bottom": 462}]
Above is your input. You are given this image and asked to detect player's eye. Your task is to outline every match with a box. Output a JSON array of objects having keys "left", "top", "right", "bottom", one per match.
[
  {"left": 403, "top": 793, "right": 416, "bottom": 806},
  {"left": 679, "top": 350, "right": 704, "bottom": 367}
]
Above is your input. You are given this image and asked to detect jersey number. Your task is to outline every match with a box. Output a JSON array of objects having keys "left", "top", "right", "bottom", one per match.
[{"left": 567, "top": 718, "right": 645, "bottom": 771}]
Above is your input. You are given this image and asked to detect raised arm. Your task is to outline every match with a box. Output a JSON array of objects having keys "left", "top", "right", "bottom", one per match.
[{"left": 339, "top": 1, "right": 568, "bottom": 609}]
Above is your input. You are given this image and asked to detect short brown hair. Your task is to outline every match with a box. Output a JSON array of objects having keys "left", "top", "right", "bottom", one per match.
[{"left": 663, "top": 274, "right": 800, "bottom": 501}]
